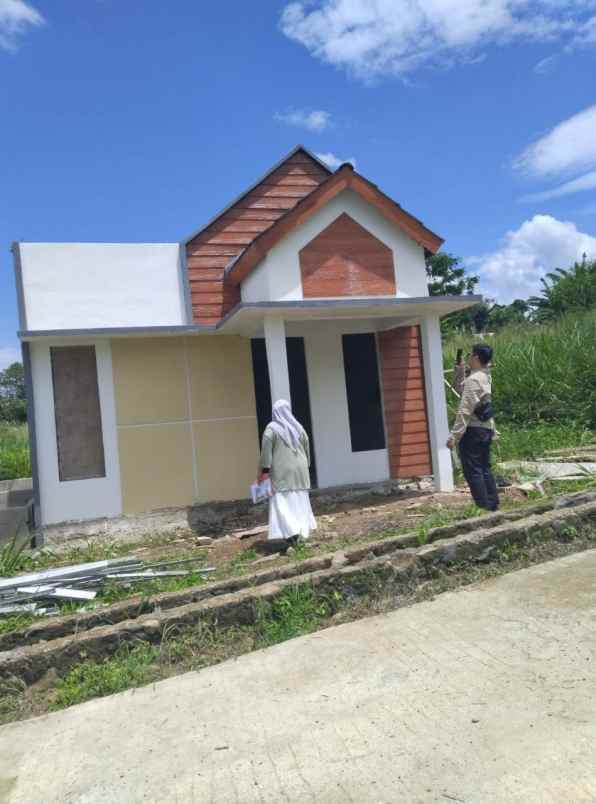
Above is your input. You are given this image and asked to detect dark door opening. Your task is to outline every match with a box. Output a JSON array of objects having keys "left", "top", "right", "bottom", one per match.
[{"left": 251, "top": 337, "right": 318, "bottom": 487}]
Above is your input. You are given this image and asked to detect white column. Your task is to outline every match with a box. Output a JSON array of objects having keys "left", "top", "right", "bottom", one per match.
[
  {"left": 419, "top": 316, "right": 454, "bottom": 492},
  {"left": 264, "top": 316, "right": 291, "bottom": 405}
]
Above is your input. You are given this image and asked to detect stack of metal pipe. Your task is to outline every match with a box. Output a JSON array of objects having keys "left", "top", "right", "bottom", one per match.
[{"left": 0, "top": 556, "right": 215, "bottom": 617}]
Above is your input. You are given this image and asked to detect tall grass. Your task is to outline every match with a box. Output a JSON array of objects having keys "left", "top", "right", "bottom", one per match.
[
  {"left": 444, "top": 312, "right": 596, "bottom": 430},
  {"left": 0, "top": 424, "right": 31, "bottom": 481}
]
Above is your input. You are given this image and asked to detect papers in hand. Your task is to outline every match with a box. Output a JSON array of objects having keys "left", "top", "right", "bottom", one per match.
[{"left": 250, "top": 477, "right": 272, "bottom": 504}]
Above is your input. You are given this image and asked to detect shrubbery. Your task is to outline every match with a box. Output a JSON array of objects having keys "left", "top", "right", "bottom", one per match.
[{"left": 444, "top": 311, "right": 596, "bottom": 430}]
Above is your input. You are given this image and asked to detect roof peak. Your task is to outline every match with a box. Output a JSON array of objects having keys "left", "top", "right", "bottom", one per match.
[{"left": 182, "top": 145, "right": 331, "bottom": 245}]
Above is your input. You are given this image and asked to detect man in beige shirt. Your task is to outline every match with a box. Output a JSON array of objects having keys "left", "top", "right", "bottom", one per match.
[{"left": 446, "top": 344, "right": 498, "bottom": 511}]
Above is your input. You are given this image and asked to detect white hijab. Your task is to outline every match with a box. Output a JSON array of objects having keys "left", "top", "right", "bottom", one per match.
[{"left": 270, "top": 399, "right": 305, "bottom": 452}]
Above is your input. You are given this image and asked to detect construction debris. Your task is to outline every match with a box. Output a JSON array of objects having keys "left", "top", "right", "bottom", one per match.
[
  {"left": 499, "top": 460, "right": 596, "bottom": 481},
  {"left": 230, "top": 525, "right": 267, "bottom": 540},
  {"left": 0, "top": 555, "right": 215, "bottom": 619}
]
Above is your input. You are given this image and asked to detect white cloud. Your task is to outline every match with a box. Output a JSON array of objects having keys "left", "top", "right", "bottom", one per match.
[
  {"left": 0, "top": 0, "right": 44, "bottom": 52},
  {"left": 467, "top": 214, "right": 596, "bottom": 302},
  {"left": 274, "top": 109, "right": 332, "bottom": 131},
  {"left": 514, "top": 105, "right": 596, "bottom": 178},
  {"left": 315, "top": 151, "right": 357, "bottom": 169},
  {"left": 521, "top": 169, "right": 596, "bottom": 201},
  {"left": 280, "top": 0, "right": 596, "bottom": 80},
  {"left": 0, "top": 346, "right": 21, "bottom": 371}
]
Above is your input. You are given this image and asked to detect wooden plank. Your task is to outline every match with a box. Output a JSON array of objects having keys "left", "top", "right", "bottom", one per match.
[
  {"left": 392, "top": 463, "right": 432, "bottom": 478},
  {"left": 203, "top": 219, "right": 274, "bottom": 234},
  {"left": 187, "top": 270, "right": 227, "bottom": 282},
  {"left": 192, "top": 293, "right": 225, "bottom": 305},
  {"left": 387, "top": 443, "right": 431, "bottom": 457},
  {"left": 188, "top": 280, "right": 226, "bottom": 293},
  {"left": 217, "top": 208, "right": 284, "bottom": 222},
  {"left": 186, "top": 256, "right": 230, "bottom": 269},
  {"left": 187, "top": 244, "right": 240, "bottom": 256},
  {"left": 238, "top": 195, "right": 301, "bottom": 210},
  {"left": 379, "top": 325, "right": 431, "bottom": 480},
  {"left": 390, "top": 454, "right": 431, "bottom": 464},
  {"left": 202, "top": 232, "right": 257, "bottom": 246}
]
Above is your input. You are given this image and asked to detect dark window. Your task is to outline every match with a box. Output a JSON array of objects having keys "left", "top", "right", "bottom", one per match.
[
  {"left": 251, "top": 337, "right": 317, "bottom": 486},
  {"left": 50, "top": 346, "right": 106, "bottom": 481},
  {"left": 342, "top": 333, "right": 386, "bottom": 452}
]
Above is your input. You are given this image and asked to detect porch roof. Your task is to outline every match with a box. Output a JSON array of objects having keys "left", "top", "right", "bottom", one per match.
[
  {"left": 18, "top": 295, "right": 482, "bottom": 340},
  {"left": 217, "top": 295, "right": 483, "bottom": 335}
]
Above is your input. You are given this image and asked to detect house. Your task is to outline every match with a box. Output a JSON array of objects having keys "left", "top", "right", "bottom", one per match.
[{"left": 12, "top": 146, "right": 480, "bottom": 533}]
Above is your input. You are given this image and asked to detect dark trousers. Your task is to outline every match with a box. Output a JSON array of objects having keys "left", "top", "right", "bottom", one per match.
[{"left": 458, "top": 427, "right": 499, "bottom": 511}]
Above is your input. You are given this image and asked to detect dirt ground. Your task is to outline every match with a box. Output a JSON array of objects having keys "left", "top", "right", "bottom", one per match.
[{"left": 126, "top": 484, "right": 521, "bottom": 570}]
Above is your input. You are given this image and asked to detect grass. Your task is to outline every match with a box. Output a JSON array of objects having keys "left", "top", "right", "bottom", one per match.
[
  {"left": 51, "top": 642, "right": 159, "bottom": 709},
  {"left": 493, "top": 422, "right": 595, "bottom": 463},
  {"left": 444, "top": 311, "right": 596, "bottom": 431},
  {"left": 0, "top": 423, "right": 31, "bottom": 481},
  {"left": 256, "top": 586, "right": 340, "bottom": 646},
  {"left": 48, "top": 586, "right": 339, "bottom": 710}
]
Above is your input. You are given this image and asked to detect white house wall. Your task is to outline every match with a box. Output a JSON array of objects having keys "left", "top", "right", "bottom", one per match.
[
  {"left": 240, "top": 189, "right": 429, "bottom": 304},
  {"left": 19, "top": 243, "right": 186, "bottom": 331},
  {"left": 286, "top": 319, "right": 390, "bottom": 488},
  {"left": 30, "top": 339, "right": 123, "bottom": 525}
]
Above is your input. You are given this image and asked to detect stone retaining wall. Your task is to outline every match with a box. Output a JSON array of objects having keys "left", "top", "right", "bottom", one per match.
[
  {"left": 5, "top": 492, "right": 593, "bottom": 652},
  {"left": 1, "top": 496, "right": 595, "bottom": 687}
]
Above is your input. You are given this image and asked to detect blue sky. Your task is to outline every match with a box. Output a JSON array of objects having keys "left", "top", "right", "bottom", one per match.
[{"left": 1, "top": 0, "right": 596, "bottom": 368}]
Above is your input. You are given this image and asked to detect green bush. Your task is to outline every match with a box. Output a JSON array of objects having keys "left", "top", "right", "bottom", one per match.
[{"left": 0, "top": 424, "right": 31, "bottom": 481}]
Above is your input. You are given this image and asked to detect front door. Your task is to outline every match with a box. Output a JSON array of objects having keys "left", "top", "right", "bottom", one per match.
[{"left": 251, "top": 337, "right": 318, "bottom": 487}]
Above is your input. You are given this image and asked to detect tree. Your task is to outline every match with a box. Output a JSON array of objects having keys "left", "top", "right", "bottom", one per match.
[
  {"left": 0, "top": 362, "right": 27, "bottom": 423},
  {"left": 425, "top": 252, "right": 479, "bottom": 297},
  {"left": 530, "top": 255, "right": 596, "bottom": 322},
  {"left": 487, "top": 299, "right": 530, "bottom": 329},
  {"left": 426, "top": 251, "right": 485, "bottom": 332}
]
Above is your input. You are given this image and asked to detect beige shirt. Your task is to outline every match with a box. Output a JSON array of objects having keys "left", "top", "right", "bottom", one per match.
[{"left": 451, "top": 366, "right": 495, "bottom": 444}]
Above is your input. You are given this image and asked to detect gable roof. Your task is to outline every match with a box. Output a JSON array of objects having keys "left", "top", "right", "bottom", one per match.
[
  {"left": 224, "top": 163, "right": 444, "bottom": 287},
  {"left": 184, "top": 146, "right": 332, "bottom": 325},
  {"left": 183, "top": 145, "right": 332, "bottom": 245}
]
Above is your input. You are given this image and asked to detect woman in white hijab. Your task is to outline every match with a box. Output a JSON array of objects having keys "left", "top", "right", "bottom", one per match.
[{"left": 258, "top": 399, "right": 317, "bottom": 545}]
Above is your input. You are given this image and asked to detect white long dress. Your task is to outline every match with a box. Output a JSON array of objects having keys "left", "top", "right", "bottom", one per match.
[
  {"left": 268, "top": 491, "right": 317, "bottom": 540},
  {"left": 260, "top": 417, "right": 317, "bottom": 541}
]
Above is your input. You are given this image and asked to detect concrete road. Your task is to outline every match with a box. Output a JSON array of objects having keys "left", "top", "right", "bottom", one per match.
[{"left": 1, "top": 551, "right": 595, "bottom": 804}]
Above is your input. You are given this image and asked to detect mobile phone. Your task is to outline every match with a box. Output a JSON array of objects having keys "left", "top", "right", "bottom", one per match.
[{"left": 456, "top": 348, "right": 463, "bottom": 365}]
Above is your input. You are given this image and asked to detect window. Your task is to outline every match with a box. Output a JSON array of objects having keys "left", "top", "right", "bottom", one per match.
[
  {"left": 50, "top": 346, "right": 106, "bottom": 481},
  {"left": 342, "top": 334, "right": 386, "bottom": 452}
]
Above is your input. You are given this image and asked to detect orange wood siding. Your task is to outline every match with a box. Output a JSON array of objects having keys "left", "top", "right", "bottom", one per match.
[
  {"left": 186, "top": 152, "right": 329, "bottom": 324},
  {"left": 299, "top": 213, "right": 396, "bottom": 298},
  {"left": 378, "top": 326, "right": 432, "bottom": 478}
]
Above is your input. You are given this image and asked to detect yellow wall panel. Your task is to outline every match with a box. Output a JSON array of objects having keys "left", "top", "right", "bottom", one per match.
[
  {"left": 194, "top": 418, "right": 259, "bottom": 503},
  {"left": 111, "top": 338, "right": 188, "bottom": 425},
  {"left": 188, "top": 336, "right": 257, "bottom": 420},
  {"left": 118, "top": 423, "right": 195, "bottom": 514}
]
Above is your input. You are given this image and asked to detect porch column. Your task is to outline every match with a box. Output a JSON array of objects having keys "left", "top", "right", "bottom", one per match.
[
  {"left": 419, "top": 316, "right": 454, "bottom": 492},
  {"left": 264, "top": 316, "right": 291, "bottom": 405}
]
